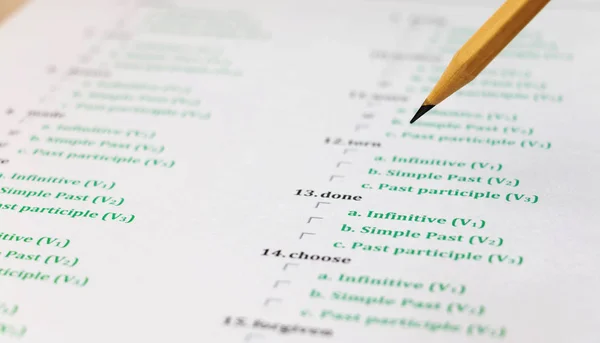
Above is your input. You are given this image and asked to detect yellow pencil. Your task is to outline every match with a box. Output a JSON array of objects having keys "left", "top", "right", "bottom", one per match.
[
  {"left": 410, "top": 0, "right": 550, "bottom": 123},
  {"left": 0, "top": 0, "right": 27, "bottom": 26}
]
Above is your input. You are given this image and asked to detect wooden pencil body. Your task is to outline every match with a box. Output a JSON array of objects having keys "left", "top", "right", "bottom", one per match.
[
  {"left": 0, "top": 0, "right": 27, "bottom": 26},
  {"left": 425, "top": 0, "right": 550, "bottom": 105}
]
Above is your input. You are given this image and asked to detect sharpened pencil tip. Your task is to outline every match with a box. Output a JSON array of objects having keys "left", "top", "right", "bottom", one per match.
[{"left": 410, "top": 104, "right": 435, "bottom": 124}]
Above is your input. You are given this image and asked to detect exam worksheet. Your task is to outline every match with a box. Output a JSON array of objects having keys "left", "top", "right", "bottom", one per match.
[{"left": 1, "top": 0, "right": 599, "bottom": 342}]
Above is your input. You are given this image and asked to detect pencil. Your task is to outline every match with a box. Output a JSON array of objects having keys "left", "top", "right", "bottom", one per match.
[
  {"left": 0, "top": 0, "right": 27, "bottom": 26},
  {"left": 410, "top": 0, "right": 550, "bottom": 123}
]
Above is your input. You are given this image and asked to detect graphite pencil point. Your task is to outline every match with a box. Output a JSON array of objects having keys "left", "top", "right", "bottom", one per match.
[{"left": 410, "top": 104, "right": 435, "bottom": 124}]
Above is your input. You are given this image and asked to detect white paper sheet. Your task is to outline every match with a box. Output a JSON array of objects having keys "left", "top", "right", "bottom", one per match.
[{"left": 1, "top": 0, "right": 599, "bottom": 342}]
